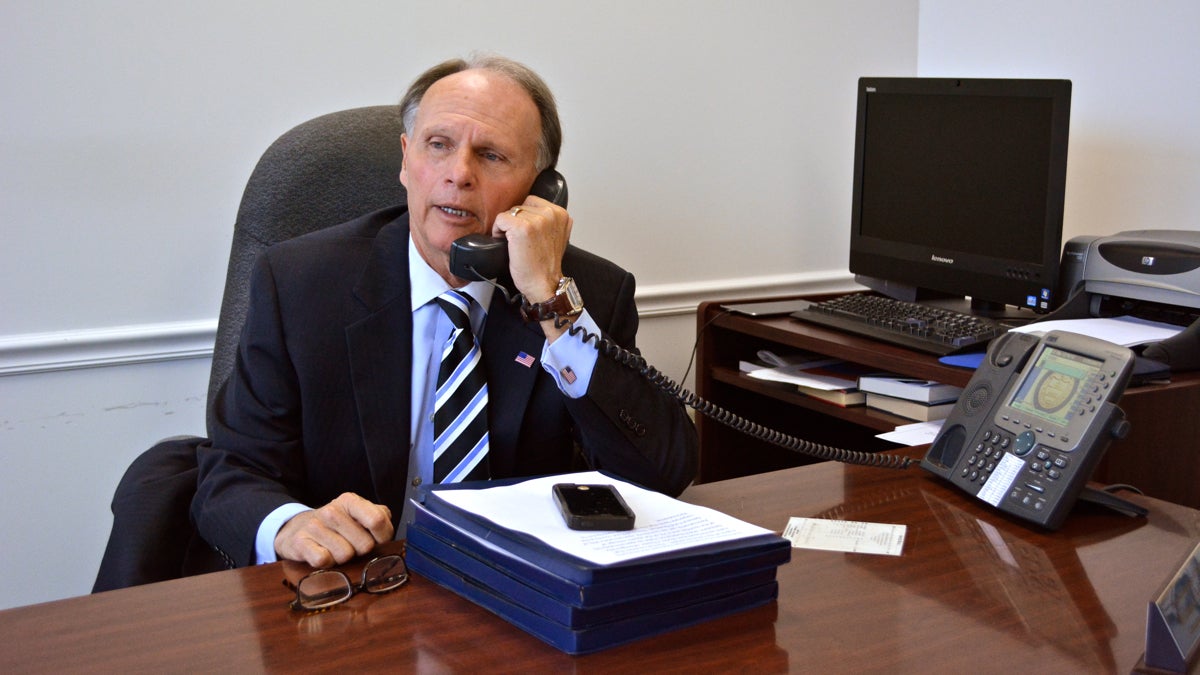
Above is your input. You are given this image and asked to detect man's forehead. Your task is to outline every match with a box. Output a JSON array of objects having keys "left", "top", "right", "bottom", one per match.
[{"left": 415, "top": 69, "right": 539, "bottom": 134}]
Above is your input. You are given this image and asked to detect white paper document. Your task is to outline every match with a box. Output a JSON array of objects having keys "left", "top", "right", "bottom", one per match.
[
  {"left": 744, "top": 361, "right": 853, "bottom": 391},
  {"left": 782, "top": 517, "right": 906, "bottom": 556},
  {"left": 433, "top": 471, "right": 774, "bottom": 566},
  {"left": 1009, "top": 315, "right": 1182, "bottom": 347},
  {"left": 876, "top": 419, "right": 944, "bottom": 445}
]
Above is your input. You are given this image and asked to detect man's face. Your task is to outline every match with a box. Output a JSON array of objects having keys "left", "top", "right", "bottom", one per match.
[{"left": 400, "top": 69, "right": 542, "bottom": 280}]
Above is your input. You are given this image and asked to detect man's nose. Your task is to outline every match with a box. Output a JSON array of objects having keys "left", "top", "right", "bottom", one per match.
[{"left": 446, "top": 150, "right": 475, "bottom": 188}]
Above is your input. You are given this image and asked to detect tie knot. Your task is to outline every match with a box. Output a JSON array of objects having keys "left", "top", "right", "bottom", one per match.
[{"left": 436, "top": 290, "right": 473, "bottom": 331}]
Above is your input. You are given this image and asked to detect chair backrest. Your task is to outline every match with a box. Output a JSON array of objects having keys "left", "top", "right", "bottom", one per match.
[{"left": 207, "top": 106, "right": 408, "bottom": 427}]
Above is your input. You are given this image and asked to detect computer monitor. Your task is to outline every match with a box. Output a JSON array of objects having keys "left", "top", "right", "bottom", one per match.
[{"left": 847, "top": 77, "right": 1072, "bottom": 317}]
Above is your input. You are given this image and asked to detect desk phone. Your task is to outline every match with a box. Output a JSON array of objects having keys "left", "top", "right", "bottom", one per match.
[{"left": 921, "top": 330, "right": 1136, "bottom": 529}]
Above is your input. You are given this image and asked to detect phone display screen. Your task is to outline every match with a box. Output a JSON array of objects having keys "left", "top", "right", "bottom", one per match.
[{"left": 1008, "top": 345, "right": 1104, "bottom": 427}]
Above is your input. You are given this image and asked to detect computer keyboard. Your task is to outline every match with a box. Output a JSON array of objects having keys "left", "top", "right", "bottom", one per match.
[{"left": 789, "top": 294, "right": 1006, "bottom": 356}]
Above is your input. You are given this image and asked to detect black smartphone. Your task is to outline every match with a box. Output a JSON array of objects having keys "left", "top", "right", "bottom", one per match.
[{"left": 552, "top": 483, "right": 636, "bottom": 531}]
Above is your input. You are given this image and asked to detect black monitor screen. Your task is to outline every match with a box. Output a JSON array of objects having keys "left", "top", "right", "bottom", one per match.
[{"left": 848, "top": 78, "right": 1071, "bottom": 314}]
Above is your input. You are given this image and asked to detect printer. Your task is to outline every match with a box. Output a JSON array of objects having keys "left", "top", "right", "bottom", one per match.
[
  {"left": 1053, "top": 229, "right": 1200, "bottom": 323},
  {"left": 1050, "top": 229, "right": 1200, "bottom": 371}
]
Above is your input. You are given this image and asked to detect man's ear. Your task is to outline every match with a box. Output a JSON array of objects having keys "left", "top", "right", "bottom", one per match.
[{"left": 398, "top": 134, "right": 409, "bottom": 187}]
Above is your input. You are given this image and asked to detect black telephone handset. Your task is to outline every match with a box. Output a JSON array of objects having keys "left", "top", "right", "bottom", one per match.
[
  {"left": 449, "top": 168, "right": 568, "bottom": 281},
  {"left": 920, "top": 330, "right": 1138, "bottom": 529}
]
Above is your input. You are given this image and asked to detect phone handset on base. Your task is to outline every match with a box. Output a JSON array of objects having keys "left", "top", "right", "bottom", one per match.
[{"left": 920, "top": 330, "right": 1139, "bottom": 529}]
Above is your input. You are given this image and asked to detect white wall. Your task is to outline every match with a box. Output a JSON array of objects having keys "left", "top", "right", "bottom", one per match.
[
  {"left": 1, "top": 1, "right": 918, "bottom": 337},
  {"left": 0, "top": 1, "right": 916, "bottom": 609},
  {"left": 0, "top": 358, "right": 210, "bottom": 608},
  {"left": 917, "top": 1, "right": 1200, "bottom": 243}
]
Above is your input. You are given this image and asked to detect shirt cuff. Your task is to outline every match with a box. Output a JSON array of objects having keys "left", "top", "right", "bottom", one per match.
[
  {"left": 255, "top": 502, "right": 312, "bottom": 565},
  {"left": 540, "top": 310, "right": 601, "bottom": 398}
]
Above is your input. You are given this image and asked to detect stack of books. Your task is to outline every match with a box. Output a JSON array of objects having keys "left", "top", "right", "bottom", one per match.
[
  {"left": 406, "top": 472, "right": 791, "bottom": 654},
  {"left": 857, "top": 374, "right": 964, "bottom": 421}
]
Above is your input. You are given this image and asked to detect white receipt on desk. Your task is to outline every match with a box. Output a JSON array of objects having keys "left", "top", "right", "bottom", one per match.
[{"left": 783, "top": 517, "right": 906, "bottom": 556}]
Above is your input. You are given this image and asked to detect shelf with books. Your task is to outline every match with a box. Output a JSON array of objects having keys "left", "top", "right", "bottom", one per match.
[
  {"left": 710, "top": 365, "right": 908, "bottom": 432},
  {"left": 695, "top": 296, "right": 1200, "bottom": 510},
  {"left": 695, "top": 295, "right": 977, "bottom": 482}
]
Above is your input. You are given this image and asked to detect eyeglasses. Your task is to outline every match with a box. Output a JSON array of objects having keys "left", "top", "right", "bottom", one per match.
[{"left": 284, "top": 554, "right": 409, "bottom": 612}]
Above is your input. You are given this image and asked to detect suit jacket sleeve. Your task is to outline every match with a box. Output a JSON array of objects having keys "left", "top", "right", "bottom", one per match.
[
  {"left": 560, "top": 249, "right": 699, "bottom": 497},
  {"left": 192, "top": 252, "right": 311, "bottom": 566},
  {"left": 191, "top": 210, "right": 407, "bottom": 567}
]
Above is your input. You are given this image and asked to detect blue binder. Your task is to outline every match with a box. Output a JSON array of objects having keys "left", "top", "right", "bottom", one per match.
[
  {"left": 410, "top": 497, "right": 791, "bottom": 606},
  {"left": 406, "top": 521, "right": 780, "bottom": 627},
  {"left": 408, "top": 544, "right": 780, "bottom": 655},
  {"left": 406, "top": 478, "right": 791, "bottom": 654}
]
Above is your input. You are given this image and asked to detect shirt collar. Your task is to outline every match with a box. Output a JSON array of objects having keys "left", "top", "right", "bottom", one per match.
[{"left": 408, "top": 235, "right": 495, "bottom": 313}]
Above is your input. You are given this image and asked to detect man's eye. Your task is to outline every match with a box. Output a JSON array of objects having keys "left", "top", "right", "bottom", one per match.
[{"left": 481, "top": 151, "right": 503, "bottom": 162}]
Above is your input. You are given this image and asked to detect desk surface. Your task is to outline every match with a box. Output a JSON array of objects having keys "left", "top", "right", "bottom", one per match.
[{"left": 4, "top": 449, "right": 1199, "bottom": 673}]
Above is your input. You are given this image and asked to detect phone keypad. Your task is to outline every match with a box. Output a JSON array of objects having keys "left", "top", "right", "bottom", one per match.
[{"left": 959, "top": 428, "right": 1012, "bottom": 485}]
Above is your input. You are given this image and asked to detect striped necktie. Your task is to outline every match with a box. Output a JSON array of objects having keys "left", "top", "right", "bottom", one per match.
[{"left": 432, "top": 290, "right": 490, "bottom": 483}]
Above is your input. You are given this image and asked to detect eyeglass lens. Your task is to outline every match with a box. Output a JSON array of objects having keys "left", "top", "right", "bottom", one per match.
[
  {"left": 294, "top": 554, "right": 408, "bottom": 611},
  {"left": 296, "top": 571, "right": 354, "bottom": 610},
  {"left": 362, "top": 555, "right": 408, "bottom": 593}
]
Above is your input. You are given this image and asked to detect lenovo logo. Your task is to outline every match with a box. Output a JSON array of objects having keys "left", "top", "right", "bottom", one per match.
[{"left": 931, "top": 254, "right": 955, "bottom": 265}]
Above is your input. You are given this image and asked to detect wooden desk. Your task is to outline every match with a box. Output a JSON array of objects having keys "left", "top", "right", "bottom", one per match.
[
  {"left": 695, "top": 298, "right": 1200, "bottom": 509},
  {"left": 3, "top": 450, "right": 1199, "bottom": 673}
]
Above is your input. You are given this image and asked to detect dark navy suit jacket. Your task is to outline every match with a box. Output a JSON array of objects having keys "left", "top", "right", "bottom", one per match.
[{"left": 192, "top": 207, "right": 698, "bottom": 566}]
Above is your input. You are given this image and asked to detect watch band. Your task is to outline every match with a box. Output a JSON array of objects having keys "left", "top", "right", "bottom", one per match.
[{"left": 520, "top": 277, "right": 584, "bottom": 322}]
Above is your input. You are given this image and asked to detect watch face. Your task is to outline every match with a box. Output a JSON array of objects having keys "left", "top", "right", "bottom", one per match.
[
  {"left": 561, "top": 278, "right": 583, "bottom": 312},
  {"left": 522, "top": 278, "right": 584, "bottom": 322}
]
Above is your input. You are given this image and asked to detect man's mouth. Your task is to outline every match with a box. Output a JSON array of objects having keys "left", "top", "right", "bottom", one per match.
[{"left": 438, "top": 206, "right": 472, "bottom": 219}]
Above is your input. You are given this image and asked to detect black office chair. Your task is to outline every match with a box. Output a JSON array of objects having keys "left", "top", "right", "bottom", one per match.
[{"left": 92, "top": 106, "right": 408, "bottom": 592}]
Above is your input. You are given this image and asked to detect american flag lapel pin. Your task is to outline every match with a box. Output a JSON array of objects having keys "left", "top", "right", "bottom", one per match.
[
  {"left": 561, "top": 366, "right": 577, "bottom": 384},
  {"left": 514, "top": 351, "right": 536, "bottom": 368}
]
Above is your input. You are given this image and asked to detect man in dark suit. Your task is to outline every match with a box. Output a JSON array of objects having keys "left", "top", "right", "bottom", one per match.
[{"left": 192, "top": 55, "right": 698, "bottom": 569}]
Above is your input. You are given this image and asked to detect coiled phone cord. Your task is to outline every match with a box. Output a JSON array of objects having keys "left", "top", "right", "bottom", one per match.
[{"left": 479, "top": 274, "right": 915, "bottom": 471}]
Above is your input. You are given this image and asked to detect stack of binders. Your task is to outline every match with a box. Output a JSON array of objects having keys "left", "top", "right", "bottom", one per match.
[{"left": 406, "top": 474, "right": 791, "bottom": 655}]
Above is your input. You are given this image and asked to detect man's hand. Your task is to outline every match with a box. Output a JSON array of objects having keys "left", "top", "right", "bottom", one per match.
[
  {"left": 494, "top": 196, "right": 575, "bottom": 341},
  {"left": 494, "top": 196, "right": 572, "bottom": 303},
  {"left": 275, "top": 492, "right": 394, "bottom": 568}
]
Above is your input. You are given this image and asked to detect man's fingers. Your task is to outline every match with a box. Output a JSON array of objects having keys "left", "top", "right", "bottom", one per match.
[
  {"left": 495, "top": 201, "right": 572, "bottom": 301},
  {"left": 340, "top": 494, "right": 395, "bottom": 544},
  {"left": 314, "top": 501, "right": 377, "bottom": 558},
  {"left": 276, "top": 493, "right": 395, "bottom": 567},
  {"left": 275, "top": 511, "right": 353, "bottom": 568}
]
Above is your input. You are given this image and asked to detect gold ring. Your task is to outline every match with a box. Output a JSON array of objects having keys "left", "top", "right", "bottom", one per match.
[{"left": 509, "top": 207, "right": 523, "bottom": 217}]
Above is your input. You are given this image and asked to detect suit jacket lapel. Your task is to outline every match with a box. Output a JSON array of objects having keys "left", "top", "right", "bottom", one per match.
[
  {"left": 483, "top": 291, "right": 546, "bottom": 475},
  {"left": 346, "top": 215, "right": 413, "bottom": 515}
]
